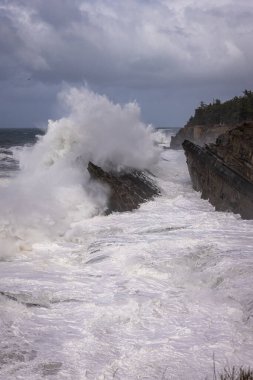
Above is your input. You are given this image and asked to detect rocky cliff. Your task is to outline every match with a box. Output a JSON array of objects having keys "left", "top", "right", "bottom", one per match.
[
  {"left": 182, "top": 122, "right": 253, "bottom": 219},
  {"left": 170, "top": 124, "right": 235, "bottom": 149},
  {"left": 171, "top": 90, "right": 253, "bottom": 149},
  {"left": 88, "top": 162, "right": 160, "bottom": 214}
]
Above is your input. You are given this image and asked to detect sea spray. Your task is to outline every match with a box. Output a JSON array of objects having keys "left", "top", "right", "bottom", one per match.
[{"left": 0, "top": 87, "right": 160, "bottom": 256}]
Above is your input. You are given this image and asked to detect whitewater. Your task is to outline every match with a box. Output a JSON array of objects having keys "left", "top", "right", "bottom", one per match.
[{"left": 0, "top": 88, "right": 252, "bottom": 379}]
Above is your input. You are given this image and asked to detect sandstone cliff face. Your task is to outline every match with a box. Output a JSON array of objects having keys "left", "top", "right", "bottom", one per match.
[
  {"left": 182, "top": 122, "right": 253, "bottom": 219},
  {"left": 170, "top": 124, "right": 235, "bottom": 149},
  {"left": 88, "top": 162, "right": 160, "bottom": 214}
]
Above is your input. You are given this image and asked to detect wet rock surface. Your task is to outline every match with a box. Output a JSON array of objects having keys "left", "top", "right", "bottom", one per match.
[
  {"left": 88, "top": 161, "right": 160, "bottom": 214},
  {"left": 182, "top": 122, "right": 253, "bottom": 219}
]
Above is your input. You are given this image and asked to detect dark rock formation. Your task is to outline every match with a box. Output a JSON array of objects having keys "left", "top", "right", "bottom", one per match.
[
  {"left": 170, "top": 124, "right": 235, "bottom": 149},
  {"left": 88, "top": 162, "right": 160, "bottom": 214},
  {"left": 182, "top": 122, "right": 253, "bottom": 219},
  {"left": 207, "top": 123, "right": 253, "bottom": 183}
]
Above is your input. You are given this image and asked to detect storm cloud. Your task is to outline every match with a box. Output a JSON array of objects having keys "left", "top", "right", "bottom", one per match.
[{"left": 0, "top": 0, "right": 253, "bottom": 127}]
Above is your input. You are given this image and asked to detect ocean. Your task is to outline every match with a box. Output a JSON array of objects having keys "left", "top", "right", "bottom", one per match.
[
  {"left": 0, "top": 90, "right": 252, "bottom": 379},
  {"left": 0, "top": 129, "right": 44, "bottom": 178}
]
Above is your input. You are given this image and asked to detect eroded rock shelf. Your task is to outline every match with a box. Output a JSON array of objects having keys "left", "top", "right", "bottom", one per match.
[
  {"left": 88, "top": 161, "right": 160, "bottom": 214},
  {"left": 182, "top": 122, "right": 253, "bottom": 219}
]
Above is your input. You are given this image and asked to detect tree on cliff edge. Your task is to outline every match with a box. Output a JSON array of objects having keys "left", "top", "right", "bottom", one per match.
[{"left": 187, "top": 91, "right": 253, "bottom": 126}]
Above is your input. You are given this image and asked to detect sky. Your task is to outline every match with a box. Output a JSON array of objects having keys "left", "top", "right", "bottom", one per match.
[{"left": 0, "top": 0, "right": 253, "bottom": 128}]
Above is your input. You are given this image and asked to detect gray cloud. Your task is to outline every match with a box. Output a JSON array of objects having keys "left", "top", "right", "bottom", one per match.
[{"left": 0, "top": 0, "right": 253, "bottom": 127}]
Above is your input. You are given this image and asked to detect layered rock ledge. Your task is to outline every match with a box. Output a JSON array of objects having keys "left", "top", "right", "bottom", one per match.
[
  {"left": 182, "top": 122, "right": 253, "bottom": 219},
  {"left": 170, "top": 124, "right": 235, "bottom": 149},
  {"left": 88, "top": 162, "right": 160, "bottom": 214}
]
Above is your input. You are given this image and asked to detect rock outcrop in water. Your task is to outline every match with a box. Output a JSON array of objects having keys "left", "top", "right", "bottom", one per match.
[
  {"left": 88, "top": 162, "right": 160, "bottom": 214},
  {"left": 182, "top": 122, "right": 253, "bottom": 219}
]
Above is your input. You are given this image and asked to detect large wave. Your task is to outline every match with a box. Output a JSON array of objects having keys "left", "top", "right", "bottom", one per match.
[{"left": 0, "top": 87, "right": 161, "bottom": 257}]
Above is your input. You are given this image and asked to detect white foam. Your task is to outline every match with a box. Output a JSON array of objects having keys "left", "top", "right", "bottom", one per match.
[{"left": 0, "top": 91, "right": 253, "bottom": 379}]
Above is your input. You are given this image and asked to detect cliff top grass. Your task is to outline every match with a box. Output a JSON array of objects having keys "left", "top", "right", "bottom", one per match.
[
  {"left": 207, "top": 365, "right": 253, "bottom": 380},
  {"left": 218, "top": 367, "right": 253, "bottom": 380}
]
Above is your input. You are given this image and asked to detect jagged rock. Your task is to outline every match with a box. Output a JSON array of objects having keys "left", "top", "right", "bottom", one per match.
[
  {"left": 207, "top": 122, "right": 253, "bottom": 183},
  {"left": 170, "top": 124, "right": 235, "bottom": 149},
  {"left": 88, "top": 162, "right": 160, "bottom": 214},
  {"left": 182, "top": 122, "right": 253, "bottom": 219}
]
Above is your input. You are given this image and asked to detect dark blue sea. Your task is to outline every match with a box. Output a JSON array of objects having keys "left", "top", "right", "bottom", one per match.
[{"left": 0, "top": 128, "right": 44, "bottom": 177}]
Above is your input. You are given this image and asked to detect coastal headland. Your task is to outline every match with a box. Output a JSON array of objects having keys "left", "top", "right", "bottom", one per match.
[{"left": 171, "top": 92, "right": 253, "bottom": 219}]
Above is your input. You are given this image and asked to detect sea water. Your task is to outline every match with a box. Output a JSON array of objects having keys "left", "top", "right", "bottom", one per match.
[{"left": 0, "top": 88, "right": 252, "bottom": 380}]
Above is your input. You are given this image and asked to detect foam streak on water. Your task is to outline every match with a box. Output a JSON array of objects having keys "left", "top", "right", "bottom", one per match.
[
  {"left": 0, "top": 148, "right": 252, "bottom": 379},
  {"left": 0, "top": 89, "right": 252, "bottom": 379}
]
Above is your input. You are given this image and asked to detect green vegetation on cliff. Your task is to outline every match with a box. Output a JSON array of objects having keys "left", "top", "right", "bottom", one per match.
[{"left": 187, "top": 90, "right": 253, "bottom": 126}]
